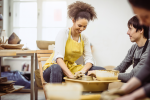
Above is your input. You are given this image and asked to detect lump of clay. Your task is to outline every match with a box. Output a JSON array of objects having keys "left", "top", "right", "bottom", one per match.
[{"left": 8, "top": 32, "right": 21, "bottom": 44}]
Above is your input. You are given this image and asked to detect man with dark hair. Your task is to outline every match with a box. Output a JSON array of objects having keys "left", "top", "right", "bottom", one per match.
[
  {"left": 115, "top": 0, "right": 150, "bottom": 100},
  {"left": 114, "top": 16, "right": 149, "bottom": 82}
]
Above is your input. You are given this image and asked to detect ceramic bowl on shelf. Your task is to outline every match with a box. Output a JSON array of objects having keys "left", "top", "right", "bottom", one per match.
[{"left": 36, "top": 40, "right": 55, "bottom": 50}]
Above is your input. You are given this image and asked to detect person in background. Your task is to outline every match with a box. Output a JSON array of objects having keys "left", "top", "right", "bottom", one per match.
[
  {"left": 114, "top": 15, "right": 149, "bottom": 82},
  {"left": 42, "top": 1, "right": 105, "bottom": 83},
  {"left": 115, "top": 0, "right": 150, "bottom": 100}
]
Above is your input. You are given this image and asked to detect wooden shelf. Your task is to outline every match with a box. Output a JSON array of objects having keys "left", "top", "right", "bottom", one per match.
[{"left": 0, "top": 85, "right": 24, "bottom": 96}]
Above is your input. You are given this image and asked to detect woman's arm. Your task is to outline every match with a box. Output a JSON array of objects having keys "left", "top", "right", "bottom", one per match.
[
  {"left": 53, "top": 29, "right": 74, "bottom": 78},
  {"left": 57, "top": 58, "right": 74, "bottom": 78},
  {"left": 81, "top": 34, "right": 94, "bottom": 72},
  {"left": 121, "top": 77, "right": 142, "bottom": 94},
  {"left": 80, "top": 62, "right": 92, "bottom": 73}
]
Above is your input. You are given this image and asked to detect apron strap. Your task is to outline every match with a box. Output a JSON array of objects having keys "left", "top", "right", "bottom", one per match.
[
  {"left": 69, "top": 28, "right": 82, "bottom": 41},
  {"left": 133, "top": 39, "right": 149, "bottom": 57},
  {"left": 141, "top": 39, "right": 149, "bottom": 55}
]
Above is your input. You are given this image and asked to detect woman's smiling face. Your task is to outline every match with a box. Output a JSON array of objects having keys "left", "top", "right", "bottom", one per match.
[{"left": 72, "top": 18, "right": 88, "bottom": 34}]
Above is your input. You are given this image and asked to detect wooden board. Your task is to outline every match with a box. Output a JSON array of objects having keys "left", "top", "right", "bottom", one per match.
[
  {"left": 0, "top": 52, "right": 16, "bottom": 56},
  {"left": 0, "top": 49, "right": 36, "bottom": 54},
  {"left": 0, "top": 85, "right": 24, "bottom": 96},
  {"left": 0, "top": 81, "right": 15, "bottom": 84},
  {"left": 64, "top": 77, "right": 121, "bottom": 83}
]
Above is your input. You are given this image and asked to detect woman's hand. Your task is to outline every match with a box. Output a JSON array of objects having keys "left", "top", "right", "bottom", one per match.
[
  {"left": 74, "top": 71, "right": 86, "bottom": 79},
  {"left": 68, "top": 74, "right": 75, "bottom": 79},
  {"left": 88, "top": 70, "right": 96, "bottom": 77}
]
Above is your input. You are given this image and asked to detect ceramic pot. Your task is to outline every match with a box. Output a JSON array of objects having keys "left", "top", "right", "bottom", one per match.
[{"left": 8, "top": 32, "right": 21, "bottom": 44}]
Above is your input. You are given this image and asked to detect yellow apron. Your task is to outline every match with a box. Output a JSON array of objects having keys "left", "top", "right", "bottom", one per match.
[{"left": 43, "top": 28, "right": 84, "bottom": 74}]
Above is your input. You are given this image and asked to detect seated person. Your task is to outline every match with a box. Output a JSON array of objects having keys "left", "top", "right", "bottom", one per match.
[
  {"left": 116, "top": 0, "right": 150, "bottom": 99},
  {"left": 88, "top": 16, "right": 149, "bottom": 83},
  {"left": 42, "top": 1, "right": 105, "bottom": 83},
  {"left": 114, "top": 15, "right": 149, "bottom": 82}
]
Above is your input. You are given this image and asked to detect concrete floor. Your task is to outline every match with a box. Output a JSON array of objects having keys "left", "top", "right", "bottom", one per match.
[{"left": 1, "top": 89, "right": 45, "bottom": 100}]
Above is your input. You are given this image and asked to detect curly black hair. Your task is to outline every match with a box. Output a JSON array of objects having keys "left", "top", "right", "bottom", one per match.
[{"left": 68, "top": 1, "right": 97, "bottom": 21}]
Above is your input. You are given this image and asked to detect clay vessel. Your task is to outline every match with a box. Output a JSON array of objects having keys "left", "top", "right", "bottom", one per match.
[{"left": 8, "top": 32, "right": 21, "bottom": 44}]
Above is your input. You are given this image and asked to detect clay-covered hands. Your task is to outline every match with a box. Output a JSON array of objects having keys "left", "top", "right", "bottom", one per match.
[
  {"left": 68, "top": 74, "right": 75, "bottom": 79},
  {"left": 74, "top": 71, "right": 86, "bottom": 79}
]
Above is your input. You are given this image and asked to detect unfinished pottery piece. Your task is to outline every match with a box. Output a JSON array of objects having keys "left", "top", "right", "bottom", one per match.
[
  {"left": 81, "top": 76, "right": 93, "bottom": 81},
  {"left": 8, "top": 32, "right": 21, "bottom": 44},
  {"left": 96, "top": 70, "right": 119, "bottom": 81}
]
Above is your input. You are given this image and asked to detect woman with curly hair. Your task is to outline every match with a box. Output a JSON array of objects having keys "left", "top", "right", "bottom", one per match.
[{"left": 42, "top": 1, "right": 105, "bottom": 83}]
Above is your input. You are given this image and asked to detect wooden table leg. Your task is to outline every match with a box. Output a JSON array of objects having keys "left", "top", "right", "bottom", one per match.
[
  {"left": 34, "top": 53, "right": 38, "bottom": 100},
  {"left": 31, "top": 54, "right": 35, "bottom": 100}
]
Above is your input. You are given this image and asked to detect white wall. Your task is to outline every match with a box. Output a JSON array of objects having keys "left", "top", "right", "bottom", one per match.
[
  {"left": 67, "top": 0, "right": 135, "bottom": 71},
  {"left": 3, "top": 0, "right": 135, "bottom": 72}
]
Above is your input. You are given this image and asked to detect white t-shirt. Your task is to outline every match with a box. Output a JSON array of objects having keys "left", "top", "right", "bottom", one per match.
[{"left": 52, "top": 28, "right": 94, "bottom": 65}]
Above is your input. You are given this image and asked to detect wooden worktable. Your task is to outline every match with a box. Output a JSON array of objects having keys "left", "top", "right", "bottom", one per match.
[{"left": 0, "top": 50, "right": 36, "bottom": 100}]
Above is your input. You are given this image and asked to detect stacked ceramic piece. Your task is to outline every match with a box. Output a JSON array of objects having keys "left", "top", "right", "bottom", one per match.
[{"left": 0, "top": 77, "right": 15, "bottom": 93}]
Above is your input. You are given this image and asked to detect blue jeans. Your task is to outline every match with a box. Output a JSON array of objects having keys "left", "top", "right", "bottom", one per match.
[{"left": 43, "top": 64, "right": 105, "bottom": 83}]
